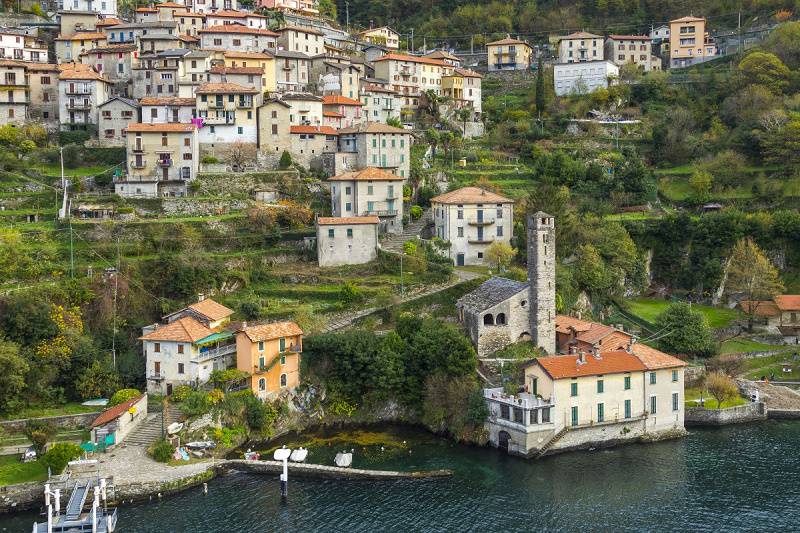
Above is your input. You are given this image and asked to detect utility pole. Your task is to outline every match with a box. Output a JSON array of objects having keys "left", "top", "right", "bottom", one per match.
[
  {"left": 400, "top": 252, "right": 404, "bottom": 297},
  {"left": 410, "top": 28, "right": 414, "bottom": 54},
  {"left": 69, "top": 218, "right": 74, "bottom": 279},
  {"left": 470, "top": 35, "right": 474, "bottom": 55},
  {"left": 111, "top": 236, "right": 120, "bottom": 370},
  {"left": 423, "top": 36, "right": 426, "bottom": 54},
  {"left": 345, "top": 0, "right": 349, "bottom": 32}
]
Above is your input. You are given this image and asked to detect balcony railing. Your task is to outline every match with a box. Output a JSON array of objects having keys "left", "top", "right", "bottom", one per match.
[
  {"left": 196, "top": 343, "right": 236, "bottom": 362},
  {"left": 468, "top": 217, "right": 495, "bottom": 226},
  {"left": 363, "top": 209, "right": 398, "bottom": 217},
  {"left": 132, "top": 144, "right": 144, "bottom": 152},
  {"left": 147, "top": 371, "right": 165, "bottom": 381},
  {"left": 66, "top": 102, "right": 92, "bottom": 110},
  {"left": 484, "top": 388, "right": 553, "bottom": 410},
  {"left": 282, "top": 343, "right": 302, "bottom": 353},
  {"left": 385, "top": 193, "right": 399, "bottom": 200},
  {"left": 65, "top": 87, "right": 92, "bottom": 95},
  {"left": 157, "top": 159, "right": 172, "bottom": 168},
  {"left": 202, "top": 115, "right": 236, "bottom": 125},
  {"left": 468, "top": 237, "right": 494, "bottom": 244},
  {"left": 131, "top": 159, "right": 147, "bottom": 169}
]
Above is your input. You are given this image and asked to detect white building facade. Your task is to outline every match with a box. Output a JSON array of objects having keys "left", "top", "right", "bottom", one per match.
[{"left": 553, "top": 60, "right": 619, "bottom": 96}]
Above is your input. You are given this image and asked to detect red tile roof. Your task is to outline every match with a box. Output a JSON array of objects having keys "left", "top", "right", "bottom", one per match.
[
  {"left": 328, "top": 167, "right": 402, "bottom": 181},
  {"left": 317, "top": 216, "right": 380, "bottom": 225},
  {"left": 209, "top": 65, "right": 264, "bottom": 75},
  {"left": 139, "top": 97, "right": 196, "bottom": 106},
  {"left": 775, "top": 295, "right": 800, "bottom": 311},
  {"left": 139, "top": 316, "right": 213, "bottom": 342},
  {"left": 323, "top": 111, "right": 343, "bottom": 118},
  {"left": 196, "top": 82, "right": 258, "bottom": 94},
  {"left": 555, "top": 314, "right": 594, "bottom": 335},
  {"left": 199, "top": 24, "right": 278, "bottom": 36},
  {"left": 322, "top": 95, "right": 362, "bottom": 106},
  {"left": 608, "top": 34, "right": 650, "bottom": 40},
  {"left": 290, "top": 125, "right": 338, "bottom": 135},
  {"left": 187, "top": 299, "right": 234, "bottom": 321},
  {"left": 372, "top": 53, "right": 448, "bottom": 66},
  {"left": 740, "top": 300, "right": 781, "bottom": 317},
  {"left": 630, "top": 343, "right": 687, "bottom": 370},
  {"left": 208, "top": 9, "right": 266, "bottom": 18},
  {"left": 239, "top": 321, "right": 303, "bottom": 342},
  {"left": 91, "top": 395, "right": 144, "bottom": 428},
  {"left": 430, "top": 186, "right": 513, "bottom": 205},
  {"left": 487, "top": 37, "right": 529, "bottom": 46},
  {"left": 534, "top": 350, "right": 647, "bottom": 379}
]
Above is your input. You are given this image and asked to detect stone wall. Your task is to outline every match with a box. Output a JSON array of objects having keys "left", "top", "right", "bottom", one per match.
[
  {"left": 161, "top": 198, "right": 250, "bottom": 217},
  {"left": 549, "top": 419, "right": 687, "bottom": 455},
  {"left": 0, "top": 481, "right": 42, "bottom": 514},
  {"left": 684, "top": 402, "right": 766, "bottom": 426},
  {"left": 195, "top": 170, "right": 300, "bottom": 198},
  {"left": 0, "top": 412, "right": 100, "bottom": 432}
]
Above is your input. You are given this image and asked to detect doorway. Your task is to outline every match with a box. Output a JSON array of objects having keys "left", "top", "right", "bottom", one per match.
[
  {"left": 456, "top": 253, "right": 465, "bottom": 266},
  {"left": 498, "top": 431, "right": 511, "bottom": 452}
]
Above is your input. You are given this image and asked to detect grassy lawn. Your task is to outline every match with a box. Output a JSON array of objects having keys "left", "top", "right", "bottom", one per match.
[
  {"left": 742, "top": 352, "right": 800, "bottom": 381},
  {"left": 625, "top": 298, "right": 739, "bottom": 328},
  {"left": 684, "top": 386, "right": 748, "bottom": 409},
  {"left": 0, "top": 402, "right": 100, "bottom": 422},
  {"left": 720, "top": 338, "right": 783, "bottom": 354},
  {"left": 30, "top": 163, "right": 115, "bottom": 177},
  {"left": 658, "top": 173, "right": 800, "bottom": 202},
  {"left": 0, "top": 455, "right": 48, "bottom": 486}
]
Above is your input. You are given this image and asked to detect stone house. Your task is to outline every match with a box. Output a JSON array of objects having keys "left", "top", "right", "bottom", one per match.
[
  {"left": 116, "top": 122, "right": 199, "bottom": 198},
  {"left": 282, "top": 92, "right": 322, "bottom": 125},
  {"left": 131, "top": 48, "right": 191, "bottom": 100},
  {"left": 27, "top": 62, "right": 60, "bottom": 130},
  {"left": 235, "top": 321, "right": 303, "bottom": 401},
  {"left": 740, "top": 295, "right": 800, "bottom": 343},
  {"left": 274, "top": 49, "right": 310, "bottom": 92},
  {"left": 141, "top": 298, "right": 237, "bottom": 395},
  {"left": 223, "top": 50, "right": 276, "bottom": 93},
  {"left": 256, "top": 97, "right": 292, "bottom": 159},
  {"left": 198, "top": 24, "right": 278, "bottom": 53},
  {"left": 178, "top": 50, "right": 213, "bottom": 98},
  {"left": 557, "top": 31, "right": 604, "bottom": 63},
  {"left": 79, "top": 43, "right": 136, "bottom": 96},
  {"left": 316, "top": 216, "right": 380, "bottom": 267},
  {"left": 58, "top": 64, "right": 112, "bottom": 132},
  {"left": 89, "top": 394, "right": 148, "bottom": 447},
  {"left": 335, "top": 122, "right": 411, "bottom": 180},
  {"left": 98, "top": 97, "right": 140, "bottom": 146},
  {"left": 328, "top": 167, "right": 404, "bottom": 234},
  {"left": 312, "top": 58, "right": 362, "bottom": 99},
  {"left": 431, "top": 186, "right": 515, "bottom": 267},
  {"left": 289, "top": 124, "right": 338, "bottom": 168},
  {"left": 276, "top": 25, "right": 324, "bottom": 56},
  {"left": 486, "top": 37, "right": 532, "bottom": 71},
  {"left": 140, "top": 96, "right": 196, "bottom": 123}
]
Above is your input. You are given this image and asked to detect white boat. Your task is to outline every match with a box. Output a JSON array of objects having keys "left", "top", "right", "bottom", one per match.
[
  {"left": 185, "top": 441, "right": 216, "bottom": 450},
  {"left": 289, "top": 448, "right": 308, "bottom": 462},
  {"left": 167, "top": 422, "right": 183, "bottom": 435},
  {"left": 334, "top": 452, "right": 352, "bottom": 468},
  {"left": 81, "top": 399, "right": 109, "bottom": 407}
]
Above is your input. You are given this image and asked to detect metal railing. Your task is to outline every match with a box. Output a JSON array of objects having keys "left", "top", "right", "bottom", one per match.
[
  {"left": 467, "top": 217, "right": 495, "bottom": 226},
  {"left": 196, "top": 343, "right": 236, "bottom": 362},
  {"left": 363, "top": 209, "right": 398, "bottom": 217}
]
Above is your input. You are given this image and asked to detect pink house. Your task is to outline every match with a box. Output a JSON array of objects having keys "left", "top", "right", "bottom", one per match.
[{"left": 322, "top": 95, "right": 362, "bottom": 128}]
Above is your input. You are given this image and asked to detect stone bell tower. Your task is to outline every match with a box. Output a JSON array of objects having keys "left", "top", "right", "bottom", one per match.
[{"left": 527, "top": 212, "right": 556, "bottom": 354}]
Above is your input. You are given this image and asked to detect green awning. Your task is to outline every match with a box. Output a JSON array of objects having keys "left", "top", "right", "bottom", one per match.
[{"left": 196, "top": 330, "right": 234, "bottom": 346}]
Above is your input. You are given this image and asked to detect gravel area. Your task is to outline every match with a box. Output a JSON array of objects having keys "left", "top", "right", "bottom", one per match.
[
  {"left": 93, "top": 445, "right": 215, "bottom": 485},
  {"left": 750, "top": 382, "right": 800, "bottom": 410}
]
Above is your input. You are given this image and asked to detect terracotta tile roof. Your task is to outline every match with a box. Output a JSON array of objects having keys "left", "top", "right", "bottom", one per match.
[
  {"left": 156, "top": 1, "right": 186, "bottom": 7},
  {"left": 139, "top": 316, "right": 213, "bottom": 342},
  {"left": 775, "top": 295, "right": 800, "bottom": 311},
  {"left": 337, "top": 122, "right": 408, "bottom": 134},
  {"left": 608, "top": 34, "right": 650, "bottom": 40},
  {"left": 240, "top": 321, "right": 303, "bottom": 342},
  {"left": 196, "top": 82, "right": 258, "bottom": 94},
  {"left": 126, "top": 122, "right": 196, "bottom": 132},
  {"left": 425, "top": 50, "right": 460, "bottom": 61},
  {"left": 327, "top": 167, "right": 403, "bottom": 181},
  {"left": 372, "top": 53, "right": 448, "bottom": 67},
  {"left": 671, "top": 16, "right": 705, "bottom": 23},
  {"left": 362, "top": 83, "right": 396, "bottom": 94},
  {"left": 323, "top": 111, "right": 343, "bottom": 117},
  {"left": 576, "top": 324, "right": 617, "bottom": 345},
  {"left": 0, "top": 60, "right": 28, "bottom": 69},
  {"left": 534, "top": 351, "right": 646, "bottom": 379},
  {"left": 199, "top": 24, "right": 278, "bottom": 36},
  {"left": 139, "top": 96, "right": 196, "bottom": 106},
  {"left": 430, "top": 186, "right": 513, "bottom": 205},
  {"left": 55, "top": 32, "right": 107, "bottom": 41},
  {"left": 453, "top": 67, "right": 482, "bottom": 78},
  {"left": 739, "top": 300, "right": 780, "bottom": 317},
  {"left": 136, "top": 7, "right": 158, "bottom": 12},
  {"left": 91, "top": 394, "right": 144, "bottom": 428},
  {"left": 290, "top": 125, "right": 338, "bottom": 135},
  {"left": 95, "top": 17, "right": 123, "bottom": 26},
  {"left": 59, "top": 68, "right": 111, "bottom": 82},
  {"left": 179, "top": 34, "right": 200, "bottom": 42},
  {"left": 187, "top": 298, "right": 234, "bottom": 321},
  {"left": 555, "top": 314, "right": 594, "bottom": 335},
  {"left": 180, "top": 11, "right": 206, "bottom": 17},
  {"left": 630, "top": 343, "right": 687, "bottom": 370},
  {"left": 208, "top": 9, "right": 266, "bottom": 18},
  {"left": 560, "top": 31, "right": 603, "bottom": 40},
  {"left": 24, "top": 62, "right": 59, "bottom": 72},
  {"left": 277, "top": 25, "right": 324, "bottom": 35},
  {"left": 209, "top": 65, "right": 264, "bottom": 75},
  {"left": 224, "top": 50, "right": 273, "bottom": 59},
  {"left": 318, "top": 216, "right": 379, "bottom": 225},
  {"left": 322, "top": 95, "right": 362, "bottom": 106},
  {"left": 80, "top": 44, "right": 137, "bottom": 54},
  {"left": 487, "top": 37, "right": 529, "bottom": 46}
]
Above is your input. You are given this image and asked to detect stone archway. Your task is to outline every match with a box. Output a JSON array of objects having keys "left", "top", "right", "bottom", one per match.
[
  {"left": 498, "top": 431, "right": 511, "bottom": 452},
  {"left": 519, "top": 332, "right": 531, "bottom": 341}
]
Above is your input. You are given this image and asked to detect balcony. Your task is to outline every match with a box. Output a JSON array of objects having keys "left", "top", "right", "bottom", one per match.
[
  {"left": 484, "top": 388, "right": 553, "bottom": 410},
  {"left": 66, "top": 102, "right": 92, "bottom": 110},
  {"left": 468, "top": 237, "right": 494, "bottom": 244},
  {"left": 148, "top": 371, "right": 165, "bottom": 381},
  {"left": 131, "top": 159, "right": 147, "bottom": 169},
  {"left": 196, "top": 343, "right": 236, "bottom": 362},
  {"left": 468, "top": 217, "right": 495, "bottom": 226},
  {"left": 202, "top": 115, "right": 236, "bottom": 125},
  {"left": 363, "top": 209, "right": 398, "bottom": 217},
  {"left": 65, "top": 87, "right": 92, "bottom": 95},
  {"left": 157, "top": 159, "right": 173, "bottom": 168},
  {"left": 132, "top": 144, "right": 144, "bottom": 153},
  {"left": 282, "top": 343, "right": 302, "bottom": 354},
  {"left": 385, "top": 193, "right": 399, "bottom": 200}
]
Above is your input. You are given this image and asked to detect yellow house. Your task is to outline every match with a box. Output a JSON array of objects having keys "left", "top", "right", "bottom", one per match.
[
  {"left": 669, "top": 16, "right": 717, "bottom": 68},
  {"left": 223, "top": 50, "right": 277, "bottom": 93},
  {"left": 486, "top": 36, "right": 532, "bottom": 71},
  {"left": 356, "top": 26, "right": 400, "bottom": 49},
  {"left": 236, "top": 321, "right": 303, "bottom": 400},
  {"left": 54, "top": 32, "right": 107, "bottom": 63}
]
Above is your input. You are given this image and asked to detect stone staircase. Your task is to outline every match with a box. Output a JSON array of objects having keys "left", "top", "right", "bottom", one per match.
[
  {"left": 536, "top": 426, "right": 569, "bottom": 459},
  {"left": 125, "top": 405, "right": 184, "bottom": 447},
  {"left": 380, "top": 208, "right": 433, "bottom": 253}
]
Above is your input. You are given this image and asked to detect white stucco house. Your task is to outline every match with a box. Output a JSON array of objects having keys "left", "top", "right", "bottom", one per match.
[
  {"left": 316, "top": 216, "right": 380, "bottom": 267},
  {"left": 553, "top": 60, "right": 619, "bottom": 96}
]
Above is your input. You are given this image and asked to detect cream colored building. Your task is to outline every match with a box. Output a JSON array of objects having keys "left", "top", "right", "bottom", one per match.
[
  {"left": 196, "top": 82, "right": 259, "bottom": 151},
  {"left": 335, "top": 122, "right": 411, "bottom": 179},
  {"left": 329, "top": 167, "right": 404, "bottom": 234},
  {"left": 223, "top": 50, "right": 276, "bottom": 93},
  {"left": 360, "top": 83, "right": 400, "bottom": 123},
  {"left": 316, "top": 216, "right": 380, "bottom": 267},
  {"left": 371, "top": 53, "right": 451, "bottom": 111},
  {"left": 58, "top": 64, "right": 112, "bottom": 132},
  {"left": 117, "top": 122, "right": 199, "bottom": 198},
  {"left": 605, "top": 35, "right": 661, "bottom": 72},
  {"left": 356, "top": 26, "right": 400, "bottom": 49},
  {"left": 275, "top": 49, "right": 311, "bottom": 92},
  {"left": 442, "top": 67, "right": 482, "bottom": 120},
  {"left": 54, "top": 31, "right": 107, "bottom": 62},
  {"left": 0, "top": 60, "right": 28, "bottom": 126},
  {"left": 669, "top": 16, "right": 718, "bottom": 68},
  {"left": 431, "top": 187, "right": 514, "bottom": 266},
  {"left": 483, "top": 344, "right": 686, "bottom": 457},
  {"left": 27, "top": 62, "right": 60, "bottom": 130},
  {"left": 198, "top": 24, "right": 278, "bottom": 53},
  {"left": 276, "top": 25, "right": 324, "bottom": 56},
  {"left": 557, "top": 31, "right": 604, "bottom": 63},
  {"left": 487, "top": 37, "right": 532, "bottom": 71}
]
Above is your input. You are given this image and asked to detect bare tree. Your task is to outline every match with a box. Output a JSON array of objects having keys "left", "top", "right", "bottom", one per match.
[{"left": 226, "top": 141, "right": 257, "bottom": 171}]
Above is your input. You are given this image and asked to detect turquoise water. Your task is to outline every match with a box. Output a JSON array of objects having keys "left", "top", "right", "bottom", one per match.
[{"left": 3, "top": 421, "right": 800, "bottom": 532}]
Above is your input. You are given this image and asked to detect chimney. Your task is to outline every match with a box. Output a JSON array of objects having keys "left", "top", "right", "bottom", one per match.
[
  {"left": 569, "top": 345, "right": 576, "bottom": 355},
  {"left": 592, "top": 348, "right": 602, "bottom": 360},
  {"left": 242, "top": 320, "right": 247, "bottom": 329},
  {"left": 197, "top": 293, "right": 205, "bottom": 302},
  {"left": 577, "top": 351, "right": 586, "bottom": 364}
]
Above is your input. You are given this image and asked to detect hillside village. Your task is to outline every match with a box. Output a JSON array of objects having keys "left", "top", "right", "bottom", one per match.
[{"left": 3, "top": 0, "right": 800, "bottom": 517}]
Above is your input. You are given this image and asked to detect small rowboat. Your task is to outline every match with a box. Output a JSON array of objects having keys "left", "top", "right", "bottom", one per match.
[
  {"left": 289, "top": 447, "right": 308, "bottom": 462},
  {"left": 185, "top": 441, "right": 216, "bottom": 450},
  {"left": 167, "top": 422, "right": 183, "bottom": 435}
]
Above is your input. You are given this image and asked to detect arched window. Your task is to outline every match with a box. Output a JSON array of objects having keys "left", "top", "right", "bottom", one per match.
[
  {"left": 496, "top": 313, "right": 506, "bottom": 325},
  {"left": 520, "top": 300, "right": 527, "bottom": 307},
  {"left": 483, "top": 314, "right": 494, "bottom": 326},
  {"left": 258, "top": 378, "right": 266, "bottom": 391},
  {"left": 280, "top": 374, "right": 287, "bottom": 387}
]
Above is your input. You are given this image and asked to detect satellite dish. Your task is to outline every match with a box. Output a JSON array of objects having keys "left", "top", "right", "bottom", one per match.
[{"left": 273, "top": 446, "right": 292, "bottom": 461}]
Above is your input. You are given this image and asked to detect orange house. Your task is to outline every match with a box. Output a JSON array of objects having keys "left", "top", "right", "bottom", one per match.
[{"left": 236, "top": 321, "right": 303, "bottom": 400}]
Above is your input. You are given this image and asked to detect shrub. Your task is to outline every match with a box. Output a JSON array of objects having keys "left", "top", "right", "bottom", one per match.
[
  {"left": 201, "top": 155, "right": 220, "bottom": 164},
  {"left": 339, "top": 282, "right": 363, "bottom": 304},
  {"left": 58, "top": 130, "right": 90, "bottom": 146},
  {"left": 42, "top": 443, "right": 83, "bottom": 474},
  {"left": 151, "top": 439, "right": 174, "bottom": 463},
  {"left": 410, "top": 205, "right": 423, "bottom": 220},
  {"left": 24, "top": 420, "right": 55, "bottom": 455},
  {"left": 279, "top": 150, "right": 292, "bottom": 169},
  {"left": 180, "top": 390, "right": 212, "bottom": 417},
  {"left": 171, "top": 385, "right": 193, "bottom": 402},
  {"left": 61, "top": 144, "right": 81, "bottom": 169},
  {"left": 109, "top": 388, "right": 141, "bottom": 406}
]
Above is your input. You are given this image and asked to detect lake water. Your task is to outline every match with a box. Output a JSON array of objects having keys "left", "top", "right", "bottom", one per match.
[{"left": 3, "top": 421, "right": 800, "bottom": 532}]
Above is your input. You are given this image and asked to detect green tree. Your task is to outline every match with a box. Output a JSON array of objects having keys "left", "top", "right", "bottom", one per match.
[
  {"left": 535, "top": 55, "right": 546, "bottom": 114},
  {"left": 109, "top": 388, "right": 141, "bottom": 406},
  {"left": 0, "top": 338, "right": 28, "bottom": 414},
  {"left": 317, "top": 0, "right": 337, "bottom": 19},
  {"left": 485, "top": 241, "right": 516, "bottom": 270},
  {"left": 763, "top": 21, "right": 800, "bottom": 69},
  {"left": 705, "top": 372, "right": 739, "bottom": 409},
  {"left": 654, "top": 302, "right": 717, "bottom": 357},
  {"left": 725, "top": 238, "right": 784, "bottom": 329},
  {"left": 764, "top": 119, "right": 800, "bottom": 166},
  {"left": 42, "top": 443, "right": 83, "bottom": 474},
  {"left": 738, "top": 52, "right": 790, "bottom": 94},
  {"left": 424, "top": 128, "right": 440, "bottom": 157},
  {"left": 278, "top": 150, "right": 292, "bottom": 169},
  {"left": 386, "top": 116, "right": 402, "bottom": 128},
  {"left": 574, "top": 244, "right": 609, "bottom": 294},
  {"left": 74, "top": 360, "right": 120, "bottom": 400},
  {"left": 688, "top": 170, "right": 713, "bottom": 205},
  {"left": 24, "top": 420, "right": 55, "bottom": 455}
]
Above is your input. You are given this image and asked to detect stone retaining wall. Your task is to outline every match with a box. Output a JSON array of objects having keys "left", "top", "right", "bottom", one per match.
[
  {"left": 0, "top": 412, "right": 100, "bottom": 432},
  {"left": 766, "top": 409, "right": 800, "bottom": 420},
  {"left": 0, "top": 481, "right": 42, "bottom": 514},
  {"left": 547, "top": 419, "right": 687, "bottom": 456},
  {"left": 225, "top": 460, "right": 451, "bottom": 480},
  {"left": 685, "top": 402, "right": 766, "bottom": 426}
]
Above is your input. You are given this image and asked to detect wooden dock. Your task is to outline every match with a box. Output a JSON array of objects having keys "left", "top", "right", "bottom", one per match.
[{"left": 223, "top": 459, "right": 453, "bottom": 480}]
